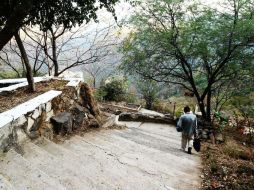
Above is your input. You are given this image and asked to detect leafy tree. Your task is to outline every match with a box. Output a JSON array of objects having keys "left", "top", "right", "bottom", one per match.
[
  {"left": 121, "top": 0, "right": 254, "bottom": 122},
  {"left": 99, "top": 77, "right": 129, "bottom": 101},
  {"left": 0, "top": 0, "right": 119, "bottom": 50},
  {"left": 136, "top": 78, "right": 160, "bottom": 109}
]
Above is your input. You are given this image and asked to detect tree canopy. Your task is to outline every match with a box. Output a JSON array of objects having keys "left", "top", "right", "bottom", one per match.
[
  {"left": 121, "top": 0, "right": 254, "bottom": 121},
  {"left": 0, "top": 0, "right": 120, "bottom": 50}
]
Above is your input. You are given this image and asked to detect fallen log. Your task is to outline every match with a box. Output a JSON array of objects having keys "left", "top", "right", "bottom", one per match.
[{"left": 118, "top": 112, "right": 175, "bottom": 125}]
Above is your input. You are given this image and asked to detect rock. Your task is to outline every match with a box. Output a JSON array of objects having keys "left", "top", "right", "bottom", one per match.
[
  {"left": 16, "top": 128, "right": 28, "bottom": 143},
  {"left": 209, "top": 133, "right": 216, "bottom": 144},
  {"left": 27, "top": 117, "right": 35, "bottom": 132},
  {"left": 87, "top": 114, "right": 95, "bottom": 119},
  {"left": 45, "top": 102, "right": 52, "bottom": 112},
  {"left": 46, "top": 110, "right": 54, "bottom": 122},
  {"left": 50, "top": 112, "right": 73, "bottom": 135},
  {"left": 118, "top": 112, "right": 175, "bottom": 124},
  {"left": 115, "top": 110, "right": 122, "bottom": 115},
  {"left": 79, "top": 83, "right": 100, "bottom": 116},
  {"left": 215, "top": 133, "right": 224, "bottom": 142},
  {"left": 31, "top": 109, "right": 40, "bottom": 120},
  {"left": 102, "top": 115, "right": 117, "bottom": 128},
  {"left": 201, "top": 134, "right": 208, "bottom": 139},
  {"left": 15, "top": 115, "right": 27, "bottom": 126},
  {"left": 70, "top": 104, "right": 87, "bottom": 129},
  {"left": 88, "top": 118, "right": 100, "bottom": 128},
  {"left": 38, "top": 105, "right": 42, "bottom": 115},
  {"left": 39, "top": 123, "right": 54, "bottom": 140},
  {"left": 29, "top": 116, "right": 42, "bottom": 132},
  {"left": 28, "top": 131, "right": 40, "bottom": 139}
]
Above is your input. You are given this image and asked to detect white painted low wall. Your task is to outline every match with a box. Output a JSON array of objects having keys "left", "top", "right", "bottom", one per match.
[{"left": 0, "top": 76, "right": 83, "bottom": 152}]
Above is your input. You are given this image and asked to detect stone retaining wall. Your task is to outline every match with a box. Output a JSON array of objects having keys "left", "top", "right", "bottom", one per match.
[{"left": 0, "top": 78, "right": 82, "bottom": 153}]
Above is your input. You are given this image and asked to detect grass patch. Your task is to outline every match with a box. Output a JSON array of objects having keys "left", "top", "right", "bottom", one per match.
[
  {"left": 223, "top": 139, "right": 254, "bottom": 161},
  {"left": 201, "top": 134, "right": 254, "bottom": 189}
]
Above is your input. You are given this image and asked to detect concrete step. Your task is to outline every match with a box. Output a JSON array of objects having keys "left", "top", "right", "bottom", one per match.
[
  {"left": 0, "top": 174, "right": 15, "bottom": 190},
  {"left": 0, "top": 149, "right": 63, "bottom": 190},
  {"left": 76, "top": 134, "right": 198, "bottom": 188},
  {"left": 90, "top": 131, "right": 201, "bottom": 185},
  {"left": 35, "top": 138, "right": 117, "bottom": 190},
  {"left": 63, "top": 135, "right": 168, "bottom": 190},
  {"left": 38, "top": 137, "right": 142, "bottom": 190},
  {"left": 35, "top": 138, "right": 119, "bottom": 189},
  {"left": 23, "top": 141, "right": 104, "bottom": 190},
  {"left": 98, "top": 130, "right": 199, "bottom": 165}
]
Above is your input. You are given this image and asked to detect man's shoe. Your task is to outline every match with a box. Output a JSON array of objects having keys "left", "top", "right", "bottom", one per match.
[{"left": 188, "top": 147, "right": 192, "bottom": 154}]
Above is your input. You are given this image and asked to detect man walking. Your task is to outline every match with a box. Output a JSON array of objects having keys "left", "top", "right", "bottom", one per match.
[{"left": 177, "top": 106, "right": 198, "bottom": 154}]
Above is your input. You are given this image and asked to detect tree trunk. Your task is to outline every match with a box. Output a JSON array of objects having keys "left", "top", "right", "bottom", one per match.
[
  {"left": 52, "top": 36, "right": 59, "bottom": 76},
  {"left": 15, "top": 32, "right": 35, "bottom": 92},
  {"left": 206, "top": 88, "right": 212, "bottom": 122},
  {"left": 0, "top": 16, "right": 26, "bottom": 51},
  {"left": 145, "top": 96, "right": 153, "bottom": 110},
  {"left": 198, "top": 100, "right": 207, "bottom": 120},
  {"left": 93, "top": 77, "right": 96, "bottom": 89},
  {"left": 0, "top": 1, "right": 33, "bottom": 50}
]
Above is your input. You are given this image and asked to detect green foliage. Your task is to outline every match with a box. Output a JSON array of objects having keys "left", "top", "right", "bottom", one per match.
[
  {"left": 33, "top": 71, "right": 46, "bottom": 77},
  {"left": 0, "top": 0, "right": 119, "bottom": 31},
  {"left": 223, "top": 140, "right": 254, "bottom": 161},
  {"left": 99, "top": 77, "right": 129, "bottom": 102},
  {"left": 0, "top": 69, "right": 24, "bottom": 79},
  {"left": 214, "top": 112, "right": 229, "bottom": 132},
  {"left": 93, "top": 88, "right": 107, "bottom": 101},
  {"left": 210, "top": 160, "right": 218, "bottom": 174},
  {"left": 0, "top": 71, "right": 18, "bottom": 79},
  {"left": 229, "top": 92, "right": 254, "bottom": 118},
  {"left": 0, "top": 69, "right": 46, "bottom": 79},
  {"left": 152, "top": 100, "right": 172, "bottom": 114},
  {"left": 124, "top": 93, "right": 138, "bottom": 104},
  {"left": 120, "top": 0, "right": 254, "bottom": 121},
  {"left": 136, "top": 78, "right": 159, "bottom": 109}
]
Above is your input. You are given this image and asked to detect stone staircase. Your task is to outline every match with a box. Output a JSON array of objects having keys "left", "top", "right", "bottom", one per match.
[{"left": 0, "top": 122, "right": 201, "bottom": 190}]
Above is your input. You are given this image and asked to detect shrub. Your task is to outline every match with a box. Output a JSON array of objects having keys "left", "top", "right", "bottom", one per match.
[
  {"left": 152, "top": 100, "right": 173, "bottom": 114},
  {"left": 136, "top": 79, "right": 159, "bottom": 109},
  {"left": 93, "top": 88, "right": 107, "bottom": 101},
  {"left": 125, "top": 93, "right": 138, "bottom": 104},
  {"left": 223, "top": 140, "right": 254, "bottom": 161},
  {"left": 0, "top": 70, "right": 22, "bottom": 79},
  {"left": 99, "top": 77, "right": 128, "bottom": 102}
]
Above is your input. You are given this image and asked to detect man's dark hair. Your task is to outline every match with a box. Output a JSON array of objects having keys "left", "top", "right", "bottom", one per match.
[{"left": 184, "top": 106, "right": 190, "bottom": 113}]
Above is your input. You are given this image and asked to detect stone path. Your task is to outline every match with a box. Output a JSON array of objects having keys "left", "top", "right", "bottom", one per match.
[{"left": 0, "top": 122, "right": 201, "bottom": 190}]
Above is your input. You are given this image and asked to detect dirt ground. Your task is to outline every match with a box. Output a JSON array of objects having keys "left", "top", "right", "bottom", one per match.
[
  {"left": 201, "top": 127, "right": 254, "bottom": 190},
  {"left": 0, "top": 79, "right": 67, "bottom": 113}
]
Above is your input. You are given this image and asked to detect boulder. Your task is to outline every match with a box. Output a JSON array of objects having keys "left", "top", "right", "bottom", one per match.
[
  {"left": 118, "top": 112, "right": 175, "bottom": 124},
  {"left": 215, "top": 133, "right": 224, "bottom": 143},
  {"left": 209, "top": 133, "right": 216, "bottom": 144},
  {"left": 70, "top": 104, "right": 87, "bottom": 129},
  {"left": 79, "top": 83, "right": 100, "bottom": 116},
  {"left": 88, "top": 118, "right": 100, "bottom": 128},
  {"left": 115, "top": 110, "right": 122, "bottom": 115},
  {"left": 87, "top": 114, "right": 95, "bottom": 119},
  {"left": 50, "top": 112, "right": 73, "bottom": 135}
]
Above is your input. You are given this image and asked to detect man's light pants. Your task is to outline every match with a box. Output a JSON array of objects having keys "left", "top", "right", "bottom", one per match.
[{"left": 181, "top": 133, "right": 194, "bottom": 150}]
